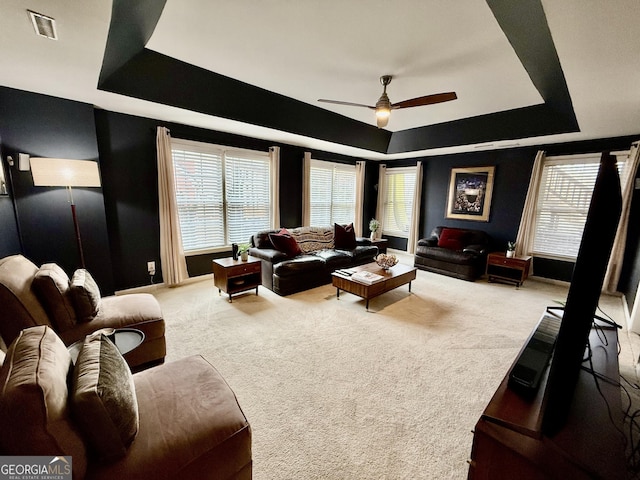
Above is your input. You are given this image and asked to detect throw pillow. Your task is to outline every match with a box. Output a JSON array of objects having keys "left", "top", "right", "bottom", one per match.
[
  {"left": 71, "top": 332, "right": 139, "bottom": 462},
  {"left": 0, "top": 326, "right": 88, "bottom": 478},
  {"left": 32, "top": 263, "right": 77, "bottom": 331},
  {"left": 437, "top": 228, "right": 468, "bottom": 251},
  {"left": 69, "top": 269, "right": 101, "bottom": 321},
  {"left": 334, "top": 223, "right": 357, "bottom": 250},
  {"left": 269, "top": 231, "right": 302, "bottom": 257}
]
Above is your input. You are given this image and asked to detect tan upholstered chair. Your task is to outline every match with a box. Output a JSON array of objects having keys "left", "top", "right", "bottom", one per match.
[
  {"left": 0, "top": 326, "right": 252, "bottom": 480},
  {"left": 0, "top": 254, "right": 165, "bottom": 370}
]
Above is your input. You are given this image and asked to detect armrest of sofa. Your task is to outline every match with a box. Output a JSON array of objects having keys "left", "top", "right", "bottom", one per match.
[
  {"left": 462, "top": 244, "right": 487, "bottom": 256},
  {"left": 248, "top": 247, "right": 289, "bottom": 264},
  {"left": 355, "top": 237, "right": 372, "bottom": 246},
  {"left": 417, "top": 236, "right": 438, "bottom": 247}
]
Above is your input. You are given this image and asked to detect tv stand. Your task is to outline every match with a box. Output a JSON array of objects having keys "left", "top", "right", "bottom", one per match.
[{"left": 468, "top": 325, "right": 626, "bottom": 479}]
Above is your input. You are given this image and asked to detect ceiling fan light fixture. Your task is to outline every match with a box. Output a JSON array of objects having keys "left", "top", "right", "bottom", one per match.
[
  {"left": 375, "top": 108, "right": 390, "bottom": 128},
  {"left": 375, "top": 93, "right": 391, "bottom": 128}
]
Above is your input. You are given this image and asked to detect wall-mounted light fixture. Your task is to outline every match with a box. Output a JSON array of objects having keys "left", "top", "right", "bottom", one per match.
[{"left": 30, "top": 158, "right": 101, "bottom": 268}]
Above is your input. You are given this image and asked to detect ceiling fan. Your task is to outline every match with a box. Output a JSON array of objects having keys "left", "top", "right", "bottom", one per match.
[{"left": 318, "top": 75, "right": 457, "bottom": 128}]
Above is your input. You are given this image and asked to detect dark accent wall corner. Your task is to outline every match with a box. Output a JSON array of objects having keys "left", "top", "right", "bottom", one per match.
[{"left": 0, "top": 87, "right": 113, "bottom": 293}]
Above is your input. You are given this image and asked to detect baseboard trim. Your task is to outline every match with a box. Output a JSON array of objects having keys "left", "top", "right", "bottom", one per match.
[{"left": 115, "top": 273, "right": 213, "bottom": 295}]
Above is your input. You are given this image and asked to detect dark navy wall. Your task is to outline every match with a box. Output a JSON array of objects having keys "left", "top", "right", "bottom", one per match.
[
  {"left": 1, "top": 86, "right": 639, "bottom": 314},
  {"left": 95, "top": 110, "right": 371, "bottom": 287},
  {"left": 0, "top": 87, "right": 113, "bottom": 293}
]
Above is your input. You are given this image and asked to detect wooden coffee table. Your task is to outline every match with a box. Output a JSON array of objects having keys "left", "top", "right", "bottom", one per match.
[{"left": 331, "top": 262, "right": 417, "bottom": 310}]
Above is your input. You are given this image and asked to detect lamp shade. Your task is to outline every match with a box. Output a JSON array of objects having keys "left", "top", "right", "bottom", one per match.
[{"left": 31, "top": 158, "right": 101, "bottom": 187}]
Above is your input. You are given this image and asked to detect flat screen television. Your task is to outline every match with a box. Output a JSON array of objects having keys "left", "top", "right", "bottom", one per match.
[{"left": 541, "top": 152, "right": 623, "bottom": 436}]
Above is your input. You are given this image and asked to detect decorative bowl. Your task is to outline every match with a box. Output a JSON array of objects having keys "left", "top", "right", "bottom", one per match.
[{"left": 375, "top": 253, "right": 398, "bottom": 271}]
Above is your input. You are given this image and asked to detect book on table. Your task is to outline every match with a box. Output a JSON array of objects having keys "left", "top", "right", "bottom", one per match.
[{"left": 351, "top": 271, "right": 385, "bottom": 285}]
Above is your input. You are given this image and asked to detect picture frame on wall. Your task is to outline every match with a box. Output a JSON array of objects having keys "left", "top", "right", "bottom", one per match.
[{"left": 445, "top": 166, "right": 495, "bottom": 222}]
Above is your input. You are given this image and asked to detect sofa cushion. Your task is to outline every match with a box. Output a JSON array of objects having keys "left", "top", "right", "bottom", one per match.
[
  {"left": 273, "top": 256, "right": 325, "bottom": 277},
  {"left": 437, "top": 228, "right": 469, "bottom": 251},
  {"left": 84, "top": 356, "right": 252, "bottom": 480},
  {"left": 70, "top": 269, "right": 101, "bottom": 321},
  {"left": 32, "top": 263, "right": 77, "bottom": 331},
  {"left": 0, "top": 255, "right": 53, "bottom": 347},
  {"left": 269, "top": 230, "right": 302, "bottom": 257},
  {"left": 72, "top": 332, "right": 139, "bottom": 462},
  {"left": 0, "top": 326, "right": 87, "bottom": 479},
  {"left": 334, "top": 223, "right": 357, "bottom": 250},
  {"left": 311, "top": 249, "right": 351, "bottom": 270}
]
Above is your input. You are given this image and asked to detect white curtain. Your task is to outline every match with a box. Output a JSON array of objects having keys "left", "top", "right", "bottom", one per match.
[
  {"left": 270, "top": 146, "right": 280, "bottom": 229},
  {"left": 604, "top": 142, "right": 640, "bottom": 294},
  {"left": 407, "top": 161, "right": 423, "bottom": 254},
  {"left": 302, "top": 151, "right": 312, "bottom": 226},
  {"left": 375, "top": 164, "right": 387, "bottom": 235},
  {"left": 354, "top": 161, "right": 366, "bottom": 236},
  {"left": 156, "top": 127, "right": 188, "bottom": 287},
  {"left": 514, "top": 150, "right": 546, "bottom": 259}
]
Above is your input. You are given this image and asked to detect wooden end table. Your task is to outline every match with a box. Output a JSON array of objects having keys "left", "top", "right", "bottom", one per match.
[
  {"left": 486, "top": 252, "right": 532, "bottom": 288},
  {"left": 331, "top": 262, "right": 417, "bottom": 310},
  {"left": 212, "top": 256, "right": 261, "bottom": 302}
]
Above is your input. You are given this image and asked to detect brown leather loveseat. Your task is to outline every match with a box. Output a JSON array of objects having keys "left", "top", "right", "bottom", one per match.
[{"left": 414, "top": 226, "right": 491, "bottom": 281}]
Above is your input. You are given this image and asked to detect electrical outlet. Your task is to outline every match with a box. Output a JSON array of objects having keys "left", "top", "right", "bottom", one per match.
[{"left": 147, "top": 261, "right": 156, "bottom": 275}]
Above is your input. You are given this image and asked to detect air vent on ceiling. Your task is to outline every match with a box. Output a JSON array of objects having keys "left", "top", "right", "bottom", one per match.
[{"left": 28, "top": 10, "right": 57, "bottom": 40}]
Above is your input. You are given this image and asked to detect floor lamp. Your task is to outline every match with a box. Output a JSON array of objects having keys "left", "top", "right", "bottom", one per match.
[{"left": 30, "top": 158, "right": 101, "bottom": 268}]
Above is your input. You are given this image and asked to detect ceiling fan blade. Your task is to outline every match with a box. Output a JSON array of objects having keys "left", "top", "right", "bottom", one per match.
[
  {"left": 318, "top": 99, "right": 375, "bottom": 109},
  {"left": 391, "top": 92, "right": 457, "bottom": 110}
]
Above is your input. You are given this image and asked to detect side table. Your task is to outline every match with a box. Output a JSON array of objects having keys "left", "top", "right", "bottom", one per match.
[
  {"left": 370, "top": 238, "right": 388, "bottom": 254},
  {"left": 486, "top": 252, "right": 532, "bottom": 287},
  {"left": 68, "top": 328, "right": 145, "bottom": 364},
  {"left": 212, "top": 256, "right": 262, "bottom": 302}
]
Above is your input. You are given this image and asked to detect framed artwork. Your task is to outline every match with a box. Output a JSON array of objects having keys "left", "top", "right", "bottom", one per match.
[{"left": 445, "top": 166, "right": 495, "bottom": 222}]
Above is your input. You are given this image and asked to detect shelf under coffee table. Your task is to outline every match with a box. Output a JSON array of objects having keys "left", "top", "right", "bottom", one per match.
[{"left": 331, "top": 262, "right": 417, "bottom": 310}]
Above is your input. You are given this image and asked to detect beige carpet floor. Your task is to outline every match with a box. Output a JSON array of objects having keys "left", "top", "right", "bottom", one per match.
[{"left": 151, "top": 254, "right": 639, "bottom": 479}]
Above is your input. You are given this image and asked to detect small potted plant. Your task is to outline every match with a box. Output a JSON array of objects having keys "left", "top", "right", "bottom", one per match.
[
  {"left": 238, "top": 243, "right": 250, "bottom": 261},
  {"left": 369, "top": 218, "right": 380, "bottom": 241},
  {"left": 506, "top": 241, "right": 516, "bottom": 258}
]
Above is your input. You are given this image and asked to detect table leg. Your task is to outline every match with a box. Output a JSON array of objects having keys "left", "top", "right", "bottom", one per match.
[
  {"left": 409, "top": 281, "right": 412, "bottom": 292},
  {"left": 366, "top": 298, "right": 369, "bottom": 310},
  {"left": 336, "top": 288, "right": 340, "bottom": 299}
]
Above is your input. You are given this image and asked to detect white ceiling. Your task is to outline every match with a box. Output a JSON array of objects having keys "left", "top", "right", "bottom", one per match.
[{"left": 1, "top": 0, "right": 639, "bottom": 160}]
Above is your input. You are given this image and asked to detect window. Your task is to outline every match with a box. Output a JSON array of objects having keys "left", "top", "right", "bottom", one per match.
[
  {"left": 382, "top": 167, "right": 416, "bottom": 238},
  {"left": 309, "top": 159, "right": 356, "bottom": 226},
  {"left": 532, "top": 153, "right": 628, "bottom": 260},
  {"left": 171, "top": 139, "right": 271, "bottom": 254}
]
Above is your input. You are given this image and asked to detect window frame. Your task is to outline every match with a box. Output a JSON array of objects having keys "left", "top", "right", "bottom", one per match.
[
  {"left": 530, "top": 151, "right": 629, "bottom": 261},
  {"left": 308, "top": 158, "right": 356, "bottom": 226},
  {"left": 171, "top": 138, "right": 272, "bottom": 256}
]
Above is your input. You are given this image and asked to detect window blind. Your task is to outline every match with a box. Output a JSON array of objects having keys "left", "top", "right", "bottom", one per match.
[
  {"left": 309, "top": 159, "right": 356, "bottom": 226},
  {"left": 172, "top": 149, "right": 225, "bottom": 251},
  {"left": 171, "top": 140, "right": 271, "bottom": 253},
  {"left": 225, "top": 153, "right": 271, "bottom": 244},
  {"left": 532, "top": 155, "right": 626, "bottom": 259},
  {"left": 383, "top": 168, "right": 416, "bottom": 237}
]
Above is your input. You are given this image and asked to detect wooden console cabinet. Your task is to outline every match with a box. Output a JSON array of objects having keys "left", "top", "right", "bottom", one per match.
[
  {"left": 486, "top": 252, "right": 532, "bottom": 287},
  {"left": 212, "top": 257, "right": 261, "bottom": 302},
  {"left": 468, "top": 325, "right": 626, "bottom": 479}
]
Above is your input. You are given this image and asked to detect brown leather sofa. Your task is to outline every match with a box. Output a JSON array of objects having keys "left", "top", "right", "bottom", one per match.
[
  {"left": 0, "top": 254, "right": 165, "bottom": 370},
  {"left": 414, "top": 226, "right": 491, "bottom": 281},
  {"left": 0, "top": 326, "right": 252, "bottom": 479},
  {"left": 248, "top": 225, "right": 379, "bottom": 296}
]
